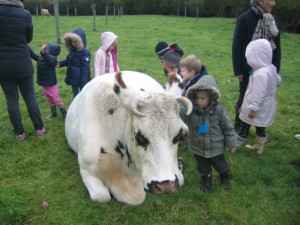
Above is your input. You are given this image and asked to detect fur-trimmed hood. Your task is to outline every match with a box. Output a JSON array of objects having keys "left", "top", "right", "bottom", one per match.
[
  {"left": 63, "top": 28, "right": 87, "bottom": 52},
  {"left": 186, "top": 76, "right": 220, "bottom": 107}
]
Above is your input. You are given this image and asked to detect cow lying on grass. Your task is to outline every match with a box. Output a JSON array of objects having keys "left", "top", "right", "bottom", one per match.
[
  {"left": 41, "top": 9, "right": 50, "bottom": 16},
  {"left": 65, "top": 71, "right": 192, "bottom": 205}
]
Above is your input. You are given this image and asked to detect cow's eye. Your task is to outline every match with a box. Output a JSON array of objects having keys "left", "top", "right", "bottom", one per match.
[
  {"left": 172, "top": 128, "right": 187, "bottom": 144},
  {"left": 135, "top": 130, "right": 149, "bottom": 150}
]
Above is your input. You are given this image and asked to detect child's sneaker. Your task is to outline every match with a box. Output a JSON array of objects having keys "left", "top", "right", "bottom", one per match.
[
  {"left": 36, "top": 128, "right": 48, "bottom": 136},
  {"left": 17, "top": 133, "right": 26, "bottom": 141},
  {"left": 236, "top": 135, "right": 245, "bottom": 148},
  {"left": 295, "top": 134, "right": 300, "bottom": 141}
]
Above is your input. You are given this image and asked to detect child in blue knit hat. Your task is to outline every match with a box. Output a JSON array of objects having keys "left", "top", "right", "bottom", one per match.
[{"left": 155, "top": 41, "right": 184, "bottom": 76}]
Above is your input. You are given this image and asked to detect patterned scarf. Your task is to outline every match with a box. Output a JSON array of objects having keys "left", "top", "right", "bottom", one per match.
[
  {"left": 252, "top": 6, "right": 279, "bottom": 50},
  {"left": 0, "top": 0, "right": 23, "bottom": 8}
]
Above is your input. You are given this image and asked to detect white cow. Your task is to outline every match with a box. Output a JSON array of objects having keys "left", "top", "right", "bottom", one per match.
[
  {"left": 41, "top": 9, "right": 50, "bottom": 16},
  {"left": 65, "top": 71, "right": 192, "bottom": 205}
]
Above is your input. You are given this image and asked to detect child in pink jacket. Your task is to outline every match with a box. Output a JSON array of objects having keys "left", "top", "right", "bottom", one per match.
[
  {"left": 94, "top": 31, "right": 119, "bottom": 76},
  {"left": 237, "top": 39, "right": 282, "bottom": 155}
]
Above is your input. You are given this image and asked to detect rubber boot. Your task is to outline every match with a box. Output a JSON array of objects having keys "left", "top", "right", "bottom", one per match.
[
  {"left": 201, "top": 173, "right": 212, "bottom": 193},
  {"left": 220, "top": 171, "right": 230, "bottom": 189},
  {"left": 46, "top": 105, "right": 57, "bottom": 120},
  {"left": 234, "top": 106, "right": 242, "bottom": 133},
  {"left": 59, "top": 105, "right": 67, "bottom": 119},
  {"left": 246, "top": 136, "right": 267, "bottom": 155}
]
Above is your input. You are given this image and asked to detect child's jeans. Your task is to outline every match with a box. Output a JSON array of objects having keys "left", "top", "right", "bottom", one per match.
[{"left": 194, "top": 153, "right": 230, "bottom": 176}]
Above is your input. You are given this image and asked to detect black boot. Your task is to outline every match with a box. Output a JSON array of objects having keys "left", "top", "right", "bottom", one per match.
[
  {"left": 289, "top": 159, "right": 300, "bottom": 168},
  {"left": 220, "top": 171, "right": 230, "bottom": 189},
  {"left": 59, "top": 105, "right": 67, "bottom": 119},
  {"left": 292, "top": 177, "right": 300, "bottom": 188},
  {"left": 201, "top": 173, "right": 212, "bottom": 193},
  {"left": 234, "top": 106, "right": 242, "bottom": 133},
  {"left": 46, "top": 105, "right": 57, "bottom": 120}
]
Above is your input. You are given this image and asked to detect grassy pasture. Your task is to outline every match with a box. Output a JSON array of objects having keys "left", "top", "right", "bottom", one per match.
[{"left": 0, "top": 15, "right": 300, "bottom": 225}]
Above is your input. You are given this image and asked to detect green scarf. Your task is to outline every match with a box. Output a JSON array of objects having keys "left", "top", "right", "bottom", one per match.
[
  {"left": 252, "top": 6, "right": 279, "bottom": 50},
  {"left": 0, "top": 0, "right": 23, "bottom": 8}
]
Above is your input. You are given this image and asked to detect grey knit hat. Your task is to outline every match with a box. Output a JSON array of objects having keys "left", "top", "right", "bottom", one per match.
[{"left": 161, "top": 51, "right": 181, "bottom": 67}]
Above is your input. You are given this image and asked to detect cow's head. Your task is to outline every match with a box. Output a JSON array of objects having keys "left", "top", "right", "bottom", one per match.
[{"left": 113, "top": 72, "right": 192, "bottom": 195}]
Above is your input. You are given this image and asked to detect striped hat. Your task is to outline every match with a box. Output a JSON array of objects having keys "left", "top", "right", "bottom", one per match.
[{"left": 161, "top": 51, "right": 181, "bottom": 67}]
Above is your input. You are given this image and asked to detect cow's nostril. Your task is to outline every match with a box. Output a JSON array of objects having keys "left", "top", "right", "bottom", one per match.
[{"left": 147, "top": 176, "right": 179, "bottom": 195}]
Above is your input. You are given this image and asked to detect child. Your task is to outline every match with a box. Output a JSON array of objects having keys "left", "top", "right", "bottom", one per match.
[
  {"left": 29, "top": 43, "right": 67, "bottom": 119},
  {"left": 94, "top": 31, "right": 119, "bottom": 76},
  {"left": 180, "top": 77, "right": 236, "bottom": 192},
  {"left": 155, "top": 41, "right": 184, "bottom": 76},
  {"left": 179, "top": 54, "right": 211, "bottom": 96},
  {"left": 237, "top": 39, "right": 282, "bottom": 155},
  {"left": 57, "top": 28, "right": 91, "bottom": 98}
]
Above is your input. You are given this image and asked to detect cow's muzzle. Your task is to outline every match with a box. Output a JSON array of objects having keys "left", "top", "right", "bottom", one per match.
[{"left": 146, "top": 175, "right": 179, "bottom": 195}]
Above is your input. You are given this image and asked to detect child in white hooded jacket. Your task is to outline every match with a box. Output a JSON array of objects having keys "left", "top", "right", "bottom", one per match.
[
  {"left": 94, "top": 31, "right": 119, "bottom": 76},
  {"left": 237, "top": 39, "right": 281, "bottom": 155}
]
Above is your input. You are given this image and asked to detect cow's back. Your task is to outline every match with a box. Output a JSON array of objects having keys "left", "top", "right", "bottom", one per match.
[{"left": 65, "top": 71, "right": 164, "bottom": 154}]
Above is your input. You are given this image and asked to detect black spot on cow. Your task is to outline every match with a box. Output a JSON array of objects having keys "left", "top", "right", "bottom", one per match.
[
  {"left": 115, "top": 145, "right": 124, "bottom": 159},
  {"left": 108, "top": 108, "right": 115, "bottom": 115},
  {"left": 172, "top": 128, "right": 187, "bottom": 144},
  {"left": 115, "top": 140, "right": 126, "bottom": 159},
  {"left": 135, "top": 130, "right": 149, "bottom": 151},
  {"left": 100, "top": 147, "right": 107, "bottom": 154},
  {"left": 118, "top": 140, "right": 124, "bottom": 149},
  {"left": 140, "top": 88, "right": 145, "bottom": 92},
  {"left": 114, "top": 141, "right": 132, "bottom": 166},
  {"left": 125, "top": 145, "right": 132, "bottom": 167},
  {"left": 113, "top": 84, "right": 120, "bottom": 95}
]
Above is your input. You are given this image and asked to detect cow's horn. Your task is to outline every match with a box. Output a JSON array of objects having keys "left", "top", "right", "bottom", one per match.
[
  {"left": 130, "top": 97, "right": 147, "bottom": 117},
  {"left": 176, "top": 96, "right": 193, "bottom": 115}
]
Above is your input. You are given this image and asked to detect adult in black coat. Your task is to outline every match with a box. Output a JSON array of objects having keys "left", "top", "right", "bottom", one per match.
[
  {"left": 232, "top": 0, "right": 281, "bottom": 132},
  {"left": 0, "top": 0, "right": 47, "bottom": 141}
]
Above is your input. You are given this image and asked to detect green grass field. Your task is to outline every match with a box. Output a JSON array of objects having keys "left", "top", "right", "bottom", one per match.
[{"left": 0, "top": 15, "right": 300, "bottom": 225}]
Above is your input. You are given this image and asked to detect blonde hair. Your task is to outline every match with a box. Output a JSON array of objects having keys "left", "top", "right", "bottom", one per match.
[{"left": 179, "top": 54, "right": 202, "bottom": 74}]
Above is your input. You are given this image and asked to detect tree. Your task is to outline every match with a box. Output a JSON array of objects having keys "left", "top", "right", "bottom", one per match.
[
  {"left": 53, "top": 0, "right": 61, "bottom": 44},
  {"left": 275, "top": 0, "right": 300, "bottom": 32}
]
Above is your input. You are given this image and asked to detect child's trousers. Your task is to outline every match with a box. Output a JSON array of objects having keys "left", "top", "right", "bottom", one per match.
[
  {"left": 193, "top": 153, "right": 230, "bottom": 176},
  {"left": 43, "top": 84, "right": 63, "bottom": 106}
]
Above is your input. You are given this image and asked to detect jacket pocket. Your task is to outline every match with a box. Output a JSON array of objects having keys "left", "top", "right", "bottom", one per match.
[{"left": 210, "top": 136, "right": 224, "bottom": 152}]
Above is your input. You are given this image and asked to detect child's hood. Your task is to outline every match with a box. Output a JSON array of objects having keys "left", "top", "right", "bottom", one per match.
[
  {"left": 186, "top": 76, "right": 220, "bottom": 106},
  {"left": 101, "top": 32, "right": 118, "bottom": 51},
  {"left": 63, "top": 28, "right": 87, "bottom": 51},
  {"left": 246, "top": 39, "right": 272, "bottom": 71},
  {"left": 47, "top": 43, "right": 60, "bottom": 56}
]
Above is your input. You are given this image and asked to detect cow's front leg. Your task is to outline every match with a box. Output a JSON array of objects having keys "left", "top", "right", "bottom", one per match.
[{"left": 80, "top": 169, "right": 111, "bottom": 202}]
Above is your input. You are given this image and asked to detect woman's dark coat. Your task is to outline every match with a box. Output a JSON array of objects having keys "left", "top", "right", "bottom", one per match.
[{"left": 0, "top": 3, "right": 34, "bottom": 80}]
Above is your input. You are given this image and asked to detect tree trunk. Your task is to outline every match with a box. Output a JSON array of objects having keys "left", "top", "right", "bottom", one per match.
[
  {"left": 36, "top": 5, "right": 39, "bottom": 20},
  {"left": 53, "top": 0, "right": 61, "bottom": 44},
  {"left": 91, "top": 3, "right": 96, "bottom": 31}
]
